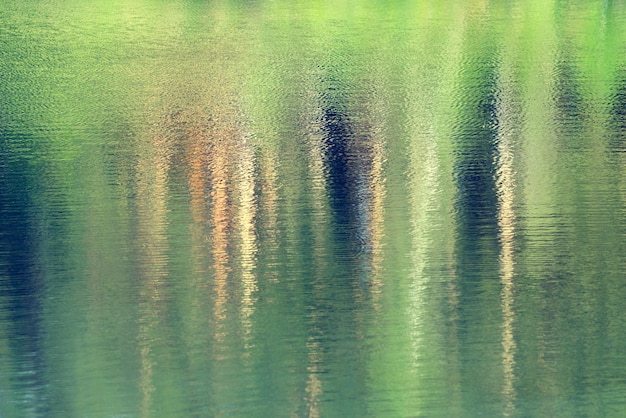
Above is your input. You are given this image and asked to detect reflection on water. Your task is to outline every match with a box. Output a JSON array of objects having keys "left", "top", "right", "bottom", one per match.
[
  {"left": 494, "top": 58, "right": 519, "bottom": 417},
  {"left": 236, "top": 136, "right": 258, "bottom": 349},
  {"left": 135, "top": 127, "right": 174, "bottom": 418},
  {"left": 2, "top": 0, "right": 626, "bottom": 416}
]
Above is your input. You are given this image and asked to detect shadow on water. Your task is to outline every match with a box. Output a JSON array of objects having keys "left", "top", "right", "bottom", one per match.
[
  {"left": 0, "top": 131, "right": 49, "bottom": 417},
  {"left": 610, "top": 70, "right": 626, "bottom": 150},
  {"left": 320, "top": 98, "right": 382, "bottom": 288},
  {"left": 553, "top": 57, "right": 586, "bottom": 143},
  {"left": 322, "top": 104, "right": 353, "bottom": 234},
  {"left": 453, "top": 64, "right": 500, "bottom": 285},
  {"left": 451, "top": 51, "right": 505, "bottom": 412},
  {"left": 299, "top": 75, "right": 385, "bottom": 415}
]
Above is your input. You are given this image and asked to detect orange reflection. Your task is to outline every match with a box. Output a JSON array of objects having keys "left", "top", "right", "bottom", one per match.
[
  {"left": 188, "top": 125, "right": 210, "bottom": 227},
  {"left": 207, "top": 121, "right": 234, "bottom": 345},
  {"left": 200, "top": 109, "right": 260, "bottom": 352}
]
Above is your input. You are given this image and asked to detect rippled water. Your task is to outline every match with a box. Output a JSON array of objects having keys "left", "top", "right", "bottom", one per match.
[{"left": 1, "top": 1, "right": 626, "bottom": 417}]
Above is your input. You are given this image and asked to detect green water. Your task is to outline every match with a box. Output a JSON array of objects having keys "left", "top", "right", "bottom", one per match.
[{"left": 1, "top": 1, "right": 626, "bottom": 416}]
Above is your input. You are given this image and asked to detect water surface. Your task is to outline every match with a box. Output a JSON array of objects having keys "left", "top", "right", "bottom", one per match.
[{"left": 1, "top": 1, "right": 626, "bottom": 416}]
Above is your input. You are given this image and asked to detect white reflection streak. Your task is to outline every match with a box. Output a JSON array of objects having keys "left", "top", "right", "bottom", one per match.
[
  {"left": 408, "top": 137, "right": 439, "bottom": 367},
  {"left": 496, "top": 72, "right": 517, "bottom": 417},
  {"left": 303, "top": 93, "right": 329, "bottom": 417},
  {"left": 304, "top": 335, "right": 323, "bottom": 418},
  {"left": 238, "top": 140, "right": 258, "bottom": 349},
  {"left": 406, "top": 7, "right": 466, "bottom": 371},
  {"left": 364, "top": 99, "right": 387, "bottom": 310},
  {"left": 367, "top": 136, "right": 386, "bottom": 309}
]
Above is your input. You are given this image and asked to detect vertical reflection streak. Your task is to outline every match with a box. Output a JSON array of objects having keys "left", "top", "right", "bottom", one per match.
[
  {"left": 209, "top": 134, "right": 231, "bottom": 345},
  {"left": 406, "top": 10, "right": 466, "bottom": 369},
  {"left": 364, "top": 101, "right": 387, "bottom": 310},
  {"left": 438, "top": 12, "right": 467, "bottom": 405},
  {"left": 304, "top": 332, "right": 323, "bottom": 418},
  {"left": 300, "top": 85, "right": 338, "bottom": 415},
  {"left": 135, "top": 133, "right": 171, "bottom": 418},
  {"left": 259, "top": 148, "right": 279, "bottom": 283},
  {"left": 237, "top": 140, "right": 258, "bottom": 349},
  {"left": 305, "top": 114, "right": 328, "bottom": 417},
  {"left": 495, "top": 68, "right": 518, "bottom": 416},
  {"left": 408, "top": 139, "right": 439, "bottom": 367},
  {"left": 367, "top": 138, "right": 385, "bottom": 307},
  {"left": 189, "top": 129, "right": 209, "bottom": 228},
  {"left": 184, "top": 128, "right": 212, "bottom": 405}
]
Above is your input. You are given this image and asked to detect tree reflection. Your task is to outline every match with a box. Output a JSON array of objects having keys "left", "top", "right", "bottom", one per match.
[{"left": 134, "top": 128, "right": 172, "bottom": 418}]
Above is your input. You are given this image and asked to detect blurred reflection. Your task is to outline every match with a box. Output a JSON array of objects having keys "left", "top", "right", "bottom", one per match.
[
  {"left": 0, "top": 157, "right": 49, "bottom": 416},
  {"left": 365, "top": 132, "right": 385, "bottom": 307},
  {"left": 305, "top": 75, "right": 389, "bottom": 412},
  {"left": 183, "top": 120, "right": 215, "bottom": 408},
  {"left": 3, "top": 0, "right": 626, "bottom": 416},
  {"left": 495, "top": 65, "right": 519, "bottom": 417},
  {"left": 236, "top": 138, "right": 258, "bottom": 348},
  {"left": 322, "top": 104, "right": 352, "bottom": 230},
  {"left": 320, "top": 98, "right": 386, "bottom": 303},
  {"left": 610, "top": 73, "right": 626, "bottom": 205},
  {"left": 359, "top": 96, "right": 387, "bottom": 308},
  {"left": 258, "top": 147, "right": 280, "bottom": 283},
  {"left": 451, "top": 15, "right": 503, "bottom": 409},
  {"left": 134, "top": 128, "right": 172, "bottom": 418},
  {"left": 303, "top": 96, "right": 330, "bottom": 418},
  {"left": 516, "top": 7, "right": 560, "bottom": 403},
  {"left": 404, "top": 9, "right": 465, "bottom": 376},
  {"left": 408, "top": 136, "right": 440, "bottom": 366},
  {"left": 186, "top": 107, "right": 260, "bottom": 354},
  {"left": 207, "top": 121, "right": 233, "bottom": 347},
  {"left": 188, "top": 123, "right": 211, "bottom": 229},
  {"left": 304, "top": 330, "right": 324, "bottom": 418}
]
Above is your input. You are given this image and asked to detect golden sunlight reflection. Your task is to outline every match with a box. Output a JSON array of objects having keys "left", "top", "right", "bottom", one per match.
[
  {"left": 237, "top": 139, "right": 258, "bottom": 350},
  {"left": 208, "top": 117, "right": 234, "bottom": 346},
  {"left": 188, "top": 125, "right": 211, "bottom": 228}
]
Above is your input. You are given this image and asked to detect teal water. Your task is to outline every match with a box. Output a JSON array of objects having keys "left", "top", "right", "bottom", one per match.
[{"left": 1, "top": 1, "right": 626, "bottom": 416}]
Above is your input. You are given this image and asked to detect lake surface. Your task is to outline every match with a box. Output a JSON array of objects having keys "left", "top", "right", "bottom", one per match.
[{"left": 1, "top": 1, "right": 626, "bottom": 416}]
